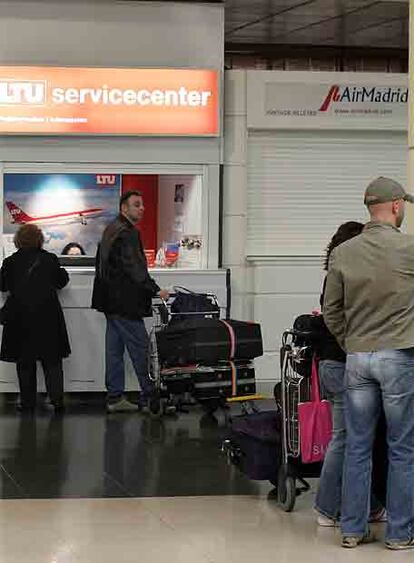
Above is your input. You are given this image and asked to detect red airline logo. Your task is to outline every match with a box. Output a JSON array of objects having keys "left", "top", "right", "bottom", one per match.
[{"left": 319, "top": 85, "right": 340, "bottom": 112}]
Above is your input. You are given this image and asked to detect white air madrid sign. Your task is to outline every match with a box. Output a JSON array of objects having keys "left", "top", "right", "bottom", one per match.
[{"left": 247, "top": 72, "right": 408, "bottom": 131}]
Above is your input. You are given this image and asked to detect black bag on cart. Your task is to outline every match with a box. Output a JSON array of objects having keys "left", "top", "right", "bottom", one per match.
[
  {"left": 156, "top": 318, "right": 263, "bottom": 366},
  {"left": 224, "top": 411, "right": 282, "bottom": 481},
  {"left": 192, "top": 362, "right": 256, "bottom": 400},
  {"left": 170, "top": 286, "right": 220, "bottom": 323}
]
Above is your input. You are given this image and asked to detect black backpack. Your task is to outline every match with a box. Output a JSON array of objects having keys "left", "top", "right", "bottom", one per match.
[{"left": 170, "top": 286, "right": 220, "bottom": 323}]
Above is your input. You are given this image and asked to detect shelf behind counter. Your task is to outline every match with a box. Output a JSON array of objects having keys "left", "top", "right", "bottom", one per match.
[{"left": 0, "top": 267, "right": 230, "bottom": 393}]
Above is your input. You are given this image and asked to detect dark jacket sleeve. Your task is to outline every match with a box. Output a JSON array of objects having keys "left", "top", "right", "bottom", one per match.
[
  {"left": 323, "top": 249, "right": 346, "bottom": 349},
  {"left": 49, "top": 253, "right": 69, "bottom": 290},
  {"left": 0, "top": 259, "right": 10, "bottom": 292},
  {"left": 119, "top": 232, "right": 160, "bottom": 296}
]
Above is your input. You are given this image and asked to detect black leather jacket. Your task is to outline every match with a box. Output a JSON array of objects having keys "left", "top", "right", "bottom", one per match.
[{"left": 92, "top": 215, "right": 160, "bottom": 319}]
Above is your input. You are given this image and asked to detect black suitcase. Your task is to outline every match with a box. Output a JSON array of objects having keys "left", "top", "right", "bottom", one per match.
[
  {"left": 224, "top": 411, "right": 281, "bottom": 482},
  {"left": 192, "top": 362, "right": 256, "bottom": 400},
  {"left": 156, "top": 318, "right": 263, "bottom": 366}
]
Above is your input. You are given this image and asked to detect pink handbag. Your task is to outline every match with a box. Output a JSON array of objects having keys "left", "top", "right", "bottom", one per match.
[{"left": 298, "top": 358, "right": 333, "bottom": 464}]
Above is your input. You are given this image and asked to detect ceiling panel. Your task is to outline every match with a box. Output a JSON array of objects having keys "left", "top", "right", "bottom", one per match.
[{"left": 225, "top": 0, "right": 409, "bottom": 49}]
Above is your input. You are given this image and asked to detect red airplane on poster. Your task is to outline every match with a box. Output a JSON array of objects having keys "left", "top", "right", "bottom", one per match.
[{"left": 6, "top": 201, "right": 105, "bottom": 226}]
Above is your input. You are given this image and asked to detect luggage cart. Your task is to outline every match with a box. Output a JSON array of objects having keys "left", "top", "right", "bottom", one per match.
[
  {"left": 277, "top": 329, "right": 322, "bottom": 512},
  {"left": 148, "top": 292, "right": 222, "bottom": 415}
]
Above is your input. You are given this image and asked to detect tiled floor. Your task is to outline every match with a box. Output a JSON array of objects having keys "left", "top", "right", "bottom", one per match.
[
  {"left": 0, "top": 496, "right": 407, "bottom": 563},
  {"left": 0, "top": 400, "right": 405, "bottom": 563}
]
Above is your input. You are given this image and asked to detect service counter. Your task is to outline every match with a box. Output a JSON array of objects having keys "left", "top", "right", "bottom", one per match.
[{"left": 0, "top": 267, "right": 229, "bottom": 393}]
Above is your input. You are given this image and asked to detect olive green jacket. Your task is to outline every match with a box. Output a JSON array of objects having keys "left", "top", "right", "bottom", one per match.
[{"left": 324, "top": 222, "right": 414, "bottom": 353}]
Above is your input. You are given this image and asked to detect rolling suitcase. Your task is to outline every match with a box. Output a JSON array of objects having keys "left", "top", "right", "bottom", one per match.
[{"left": 224, "top": 411, "right": 282, "bottom": 482}]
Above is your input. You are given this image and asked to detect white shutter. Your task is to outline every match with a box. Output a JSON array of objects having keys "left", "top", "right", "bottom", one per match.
[{"left": 247, "top": 130, "right": 407, "bottom": 256}]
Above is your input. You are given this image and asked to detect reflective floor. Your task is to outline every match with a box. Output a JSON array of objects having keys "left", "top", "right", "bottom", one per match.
[
  {"left": 0, "top": 398, "right": 267, "bottom": 499},
  {"left": 0, "top": 399, "right": 404, "bottom": 563}
]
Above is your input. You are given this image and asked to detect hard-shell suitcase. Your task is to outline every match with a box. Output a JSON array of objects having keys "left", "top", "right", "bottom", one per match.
[
  {"left": 224, "top": 411, "right": 282, "bottom": 481},
  {"left": 191, "top": 362, "right": 256, "bottom": 400},
  {"left": 156, "top": 318, "right": 263, "bottom": 366}
]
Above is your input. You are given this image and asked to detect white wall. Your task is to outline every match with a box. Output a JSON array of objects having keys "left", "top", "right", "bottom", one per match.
[{"left": 223, "top": 70, "right": 409, "bottom": 394}]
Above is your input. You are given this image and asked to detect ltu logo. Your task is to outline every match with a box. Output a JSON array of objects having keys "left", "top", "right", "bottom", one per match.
[
  {"left": 96, "top": 175, "right": 117, "bottom": 186},
  {"left": 0, "top": 80, "right": 46, "bottom": 105}
]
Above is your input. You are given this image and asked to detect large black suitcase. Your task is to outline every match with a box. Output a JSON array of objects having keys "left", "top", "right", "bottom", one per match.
[
  {"left": 156, "top": 318, "right": 263, "bottom": 366},
  {"left": 224, "top": 411, "right": 281, "bottom": 481},
  {"left": 192, "top": 362, "right": 256, "bottom": 400}
]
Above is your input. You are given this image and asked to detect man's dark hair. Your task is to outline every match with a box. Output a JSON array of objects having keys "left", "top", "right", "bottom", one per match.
[
  {"left": 324, "top": 221, "right": 364, "bottom": 270},
  {"left": 120, "top": 191, "right": 142, "bottom": 211}
]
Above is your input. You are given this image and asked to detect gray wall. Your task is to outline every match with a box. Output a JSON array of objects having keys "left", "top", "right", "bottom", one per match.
[
  {"left": 0, "top": 1, "right": 223, "bottom": 69},
  {"left": 0, "top": 0, "right": 224, "bottom": 165}
]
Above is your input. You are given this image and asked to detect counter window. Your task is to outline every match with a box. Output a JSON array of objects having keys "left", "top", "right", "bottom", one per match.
[{"left": 3, "top": 172, "right": 204, "bottom": 269}]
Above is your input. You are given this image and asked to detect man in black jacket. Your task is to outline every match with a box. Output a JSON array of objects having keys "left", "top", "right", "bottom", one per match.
[{"left": 92, "top": 191, "right": 168, "bottom": 413}]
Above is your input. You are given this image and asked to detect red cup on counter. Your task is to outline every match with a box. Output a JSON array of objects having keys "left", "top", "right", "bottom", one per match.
[{"left": 144, "top": 249, "right": 155, "bottom": 268}]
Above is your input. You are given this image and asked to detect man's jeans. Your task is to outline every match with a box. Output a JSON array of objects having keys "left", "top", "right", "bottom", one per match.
[
  {"left": 105, "top": 316, "right": 155, "bottom": 404},
  {"left": 342, "top": 349, "right": 414, "bottom": 542},
  {"left": 315, "top": 360, "right": 347, "bottom": 520}
]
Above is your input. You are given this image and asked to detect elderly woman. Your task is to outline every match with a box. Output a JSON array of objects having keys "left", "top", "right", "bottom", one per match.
[{"left": 0, "top": 224, "right": 70, "bottom": 414}]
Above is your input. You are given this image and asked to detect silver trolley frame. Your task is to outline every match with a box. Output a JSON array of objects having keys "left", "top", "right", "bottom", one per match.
[
  {"left": 148, "top": 292, "right": 222, "bottom": 415},
  {"left": 277, "top": 329, "right": 319, "bottom": 512}
]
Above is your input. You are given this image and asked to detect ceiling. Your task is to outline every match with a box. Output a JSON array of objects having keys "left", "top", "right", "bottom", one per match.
[
  {"left": 8, "top": 1, "right": 408, "bottom": 53},
  {"left": 224, "top": 0, "right": 409, "bottom": 51}
]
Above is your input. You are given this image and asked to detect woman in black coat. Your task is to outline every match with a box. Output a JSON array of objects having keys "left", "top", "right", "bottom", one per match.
[{"left": 0, "top": 224, "right": 70, "bottom": 413}]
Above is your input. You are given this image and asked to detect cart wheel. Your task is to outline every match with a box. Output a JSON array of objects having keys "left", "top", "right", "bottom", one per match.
[{"left": 277, "top": 466, "right": 296, "bottom": 512}]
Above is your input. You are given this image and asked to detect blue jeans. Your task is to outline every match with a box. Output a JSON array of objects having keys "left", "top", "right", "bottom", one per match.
[
  {"left": 315, "top": 360, "right": 346, "bottom": 520},
  {"left": 342, "top": 349, "right": 414, "bottom": 542},
  {"left": 105, "top": 316, "right": 154, "bottom": 403}
]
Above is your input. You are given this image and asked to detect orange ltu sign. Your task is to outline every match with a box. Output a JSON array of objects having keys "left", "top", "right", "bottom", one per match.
[{"left": 0, "top": 66, "right": 219, "bottom": 136}]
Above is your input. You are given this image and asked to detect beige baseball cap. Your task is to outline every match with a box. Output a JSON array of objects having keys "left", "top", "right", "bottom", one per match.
[{"left": 364, "top": 177, "right": 414, "bottom": 206}]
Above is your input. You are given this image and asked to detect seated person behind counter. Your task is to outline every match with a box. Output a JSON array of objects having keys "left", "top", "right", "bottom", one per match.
[{"left": 62, "top": 242, "right": 86, "bottom": 256}]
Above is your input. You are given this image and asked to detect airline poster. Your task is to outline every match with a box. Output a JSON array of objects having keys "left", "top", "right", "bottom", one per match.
[{"left": 3, "top": 173, "right": 120, "bottom": 256}]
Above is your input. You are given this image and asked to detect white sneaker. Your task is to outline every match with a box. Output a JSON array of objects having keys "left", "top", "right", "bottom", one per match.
[
  {"left": 107, "top": 398, "right": 139, "bottom": 413},
  {"left": 317, "top": 513, "right": 337, "bottom": 527}
]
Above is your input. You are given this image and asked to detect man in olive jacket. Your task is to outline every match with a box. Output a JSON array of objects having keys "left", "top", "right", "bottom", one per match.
[
  {"left": 324, "top": 177, "right": 414, "bottom": 551},
  {"left": 92, "top": 191, "right": 168, "bottom": 414}
]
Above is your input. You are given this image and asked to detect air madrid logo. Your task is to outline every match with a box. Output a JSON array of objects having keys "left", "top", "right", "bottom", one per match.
[{"left": 319, "top": 84, "right": 408, "bottom": 112}]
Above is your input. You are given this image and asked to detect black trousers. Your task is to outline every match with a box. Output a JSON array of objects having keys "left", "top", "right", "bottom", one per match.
[{"left": 16, "top": 360, "right": 64, "bottom": 408}]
